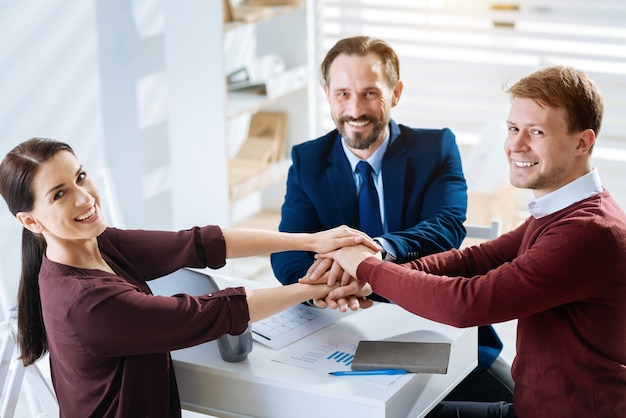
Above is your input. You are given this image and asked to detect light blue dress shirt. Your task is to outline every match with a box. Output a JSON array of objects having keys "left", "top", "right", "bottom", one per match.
[{"left": 341, "top": 131, "right": 396, "bottom": 258}]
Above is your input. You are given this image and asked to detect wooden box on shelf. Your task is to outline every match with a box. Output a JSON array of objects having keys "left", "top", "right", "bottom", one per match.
[
  {"left": 226, "top": 0, "right": 301, "bottom": 25},
  {"left": 245, "top": 0, "right": 299, "bottom": 5},
  {"left": 223, "top": 0, "right": 235, "bottom": 23},
  {"left": 228, "top": 111, "right": 287, "bottom": 201}
]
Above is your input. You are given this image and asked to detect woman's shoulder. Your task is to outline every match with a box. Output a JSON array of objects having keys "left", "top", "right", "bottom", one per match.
[{"left": 39, "top": 257, "right": 136, "bottom": 311}]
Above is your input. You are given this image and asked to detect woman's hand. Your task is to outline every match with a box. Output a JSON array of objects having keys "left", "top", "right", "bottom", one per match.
[
  {"left": 312, "top": 244, "right": 381, "bottom": 279},
  {"left": 308, "top": 225, "right": 381, "bottom": 255},
  {"left": 300, "top": 258, "right": 375, "bottom": 312}
]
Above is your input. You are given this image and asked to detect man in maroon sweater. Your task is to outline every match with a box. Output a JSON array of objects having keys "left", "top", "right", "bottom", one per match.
[{"left": 304, "top": 65, "right": 626, "bottom": 417}]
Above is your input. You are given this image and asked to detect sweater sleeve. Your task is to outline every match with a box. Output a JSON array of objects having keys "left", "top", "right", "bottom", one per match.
[{"left": 357, "top": 213, "right": 620, "bottom": 327}]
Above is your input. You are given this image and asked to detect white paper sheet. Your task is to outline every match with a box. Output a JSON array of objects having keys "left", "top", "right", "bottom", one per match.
[{"left": 251, "top": 304, "right": 336, "bottom": 350}]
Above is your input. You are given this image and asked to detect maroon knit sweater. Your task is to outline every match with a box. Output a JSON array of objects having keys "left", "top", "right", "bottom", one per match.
[{"left": 358, "top": 190, "right": 626, "bottom": 417}]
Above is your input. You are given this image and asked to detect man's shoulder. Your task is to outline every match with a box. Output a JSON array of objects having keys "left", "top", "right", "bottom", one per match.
[
  {"left": 292, "top": 130, "right": 340, "bottom": 158},
  {"left": 395, "top": 124, "right": 454, "bottom": 141},
  {"left": 390, "top": 124, "right": 457, "bottom": 155},
  {"left": 295, "top": 130, "right": 338, "bottom": 147},
  {"left": 543, "top": 191, "right": 626, "bottom": 246}
]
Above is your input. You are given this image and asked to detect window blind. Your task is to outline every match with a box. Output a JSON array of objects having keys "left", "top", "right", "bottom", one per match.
[{"left": 311, "top": 0, "right": 626, "bottom": 153}]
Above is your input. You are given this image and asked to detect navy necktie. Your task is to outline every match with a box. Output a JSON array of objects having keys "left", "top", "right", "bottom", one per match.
[{"left": 356, "top": 161, "right": 383, "bottom": 237}]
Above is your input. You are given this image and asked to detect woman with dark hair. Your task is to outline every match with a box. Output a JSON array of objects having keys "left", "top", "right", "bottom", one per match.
[{"left": 0, "top": 137, "right": 375, "bottom": 417}]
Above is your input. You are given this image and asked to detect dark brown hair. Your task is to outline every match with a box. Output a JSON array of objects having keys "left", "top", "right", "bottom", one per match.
[
  {"left": 0, "top": 138, "right": 74, "bottom": 365},
  {"left": 320, "top": 36, "right": 400, "bottom": 88}
]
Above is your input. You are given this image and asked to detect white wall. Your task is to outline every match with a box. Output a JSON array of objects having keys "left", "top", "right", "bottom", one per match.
[
  {"left": 0, "top": 0, "right": 106, "bottom": 317},
  {"left": 0, "top": 2, "right": 105, "bottom": 160},
  {"left": 0, "top": 0, "right": 182, "bottom": 313}
]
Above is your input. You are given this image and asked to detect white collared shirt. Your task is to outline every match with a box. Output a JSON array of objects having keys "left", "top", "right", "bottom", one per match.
[{"left": 527, "top": 168, "right": 604, "bottom": 219}]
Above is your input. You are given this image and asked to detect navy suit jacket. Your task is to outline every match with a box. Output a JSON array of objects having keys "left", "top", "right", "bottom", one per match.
[{"left": 271, "top": 120, "right": 468, "bottom": 285}]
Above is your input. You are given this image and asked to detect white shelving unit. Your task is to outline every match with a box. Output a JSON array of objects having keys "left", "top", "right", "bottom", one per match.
[{"left": 164, "top": 1, "right": 311, "bottom": 232}]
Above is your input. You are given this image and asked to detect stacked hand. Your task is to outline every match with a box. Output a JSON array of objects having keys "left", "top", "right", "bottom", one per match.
[
  {"left": 299, "top": 243, "right": 383, "bottom": 312},
  {"left": 308, "top": 225, "right": 380, "bottom": 254}
]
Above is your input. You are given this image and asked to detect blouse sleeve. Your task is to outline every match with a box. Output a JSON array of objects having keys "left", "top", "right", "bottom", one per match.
[
  {"left": 99, "top": 225, "right": 227, "bottom": 281},
  {"left": 69, "top": 225, "right": 245, "bottom": 356},
  {"left": 67, "top": 279, "right": 250, "bottom": 357}
]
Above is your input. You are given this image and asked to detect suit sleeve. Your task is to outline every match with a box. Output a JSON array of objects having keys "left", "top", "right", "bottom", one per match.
[{"left": 382, "top": 128, "right": 468, "bottom": 262}]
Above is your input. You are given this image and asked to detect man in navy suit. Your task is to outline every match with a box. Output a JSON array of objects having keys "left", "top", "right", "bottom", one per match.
[
  {"left": 271, "top": 36, "right": 513, "bottom": 402},
  {"left": 271, "top": 36, "right": 467, "bottom": 286}
]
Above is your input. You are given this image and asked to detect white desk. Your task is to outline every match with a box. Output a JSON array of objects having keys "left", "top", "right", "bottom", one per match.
[{"left": 153, "top": 273, "right": 477, "bottom": 418}]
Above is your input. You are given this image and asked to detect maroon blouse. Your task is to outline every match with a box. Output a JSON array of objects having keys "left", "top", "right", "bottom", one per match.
[{"left": 38, "top": 226, "right": 249, "bottom": 417}]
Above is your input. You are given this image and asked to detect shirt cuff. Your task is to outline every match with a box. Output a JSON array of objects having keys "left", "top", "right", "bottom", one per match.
[{"left": 373, "top": 238, "right": 396, "bottom": 261}]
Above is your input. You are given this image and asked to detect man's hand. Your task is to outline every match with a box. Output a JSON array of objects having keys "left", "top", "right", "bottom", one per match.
[
  {"left": 301, "top": 258, "right": 352, "bottom": 286},
  {"left": 300, "top": 259, "right": 375, "bottom": 312},
  {"left": 310, "top": 280, "right": 374, "bottom": 312},
  {"left": 300, "top": 243, "right": 380, "bottom": 312}
]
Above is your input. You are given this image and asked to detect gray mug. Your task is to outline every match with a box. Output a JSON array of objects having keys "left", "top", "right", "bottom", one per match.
[{"left": 217, "top": 324, "right": 253, "bottom": 362}]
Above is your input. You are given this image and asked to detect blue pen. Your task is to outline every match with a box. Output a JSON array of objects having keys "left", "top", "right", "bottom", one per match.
[{"left": 329, "top": 369, "right": 407, "bottom": 376}]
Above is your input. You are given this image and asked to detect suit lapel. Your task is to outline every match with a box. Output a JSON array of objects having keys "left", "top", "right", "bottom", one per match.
[{"left": 382, "top": 122, "right": 408, "bottom": 232}]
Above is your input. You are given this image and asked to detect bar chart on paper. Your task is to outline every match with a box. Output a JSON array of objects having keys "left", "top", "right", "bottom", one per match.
[
  {"left": 272, "top": 328, "right": 359, "bottom": 372},
  {"left": 327, "top": 350, "right": 354, "bottom": 367}
]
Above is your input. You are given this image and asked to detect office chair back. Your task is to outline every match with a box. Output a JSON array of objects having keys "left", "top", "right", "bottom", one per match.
[
  {"left": 464, "top": 219, "right": 501, "bottom": 241},
  {"left": 0, "top": 312, "right": 59, "bottom": 418}
]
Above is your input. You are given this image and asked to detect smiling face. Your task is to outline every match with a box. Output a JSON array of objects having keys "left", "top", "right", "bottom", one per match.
[
  {"left": 324, "top": 52, "right": 403, "bottom": 158},
  {"left": 505, "top": 97, "right": 595, "bottom": 198},
  {"left": 17, "top": 150, "right": 106, "bottom": 246}
]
